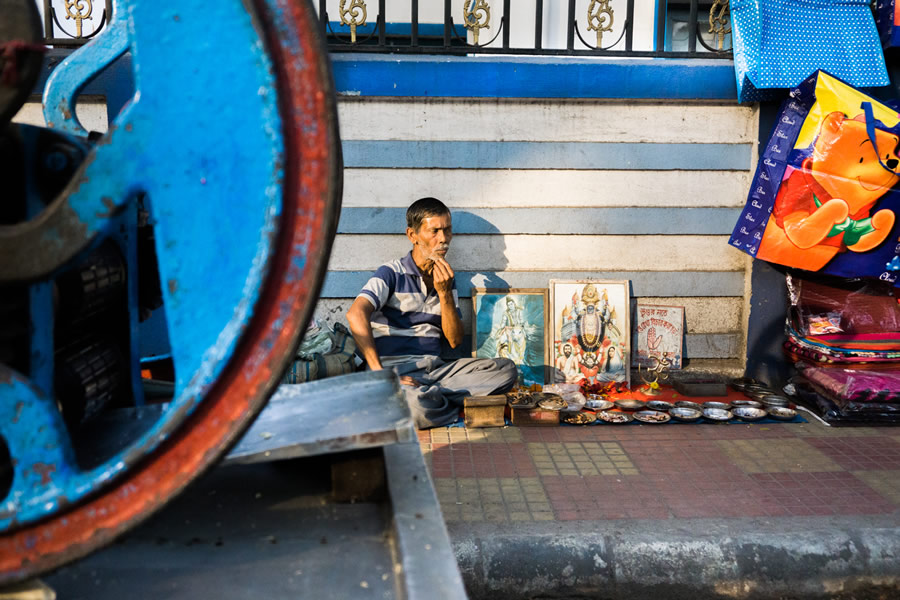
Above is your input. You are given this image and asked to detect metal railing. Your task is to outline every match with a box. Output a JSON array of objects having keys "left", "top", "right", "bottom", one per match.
[
  {"left": 36, "top": 0, "right": 732, "bottom": 58},
  {"left": 40, "top": 0, "right": 113, "bottom": 46},
  {"left": 320, "top": 0, "right": 733, "bottom": 58}
]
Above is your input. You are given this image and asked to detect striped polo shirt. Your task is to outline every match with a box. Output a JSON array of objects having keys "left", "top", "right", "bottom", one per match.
[{"left": 358, "top": 251, "right": 460, "bottom": 362}]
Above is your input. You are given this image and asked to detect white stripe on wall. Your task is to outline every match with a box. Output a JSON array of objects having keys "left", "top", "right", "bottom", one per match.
[
  {"left": 338, "top": 100, "right": 758, "bottom": 144},
  {"left": 342, "top": 169, "right": 752, "bottom": 209},
  {"left": 329, "top": 235, "right": 749, "bottom": 271}
]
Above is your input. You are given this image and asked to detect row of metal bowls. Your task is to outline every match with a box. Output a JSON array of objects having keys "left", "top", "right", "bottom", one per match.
[{"left": 585, "top": 396, "right": 798, "bottom": 423}]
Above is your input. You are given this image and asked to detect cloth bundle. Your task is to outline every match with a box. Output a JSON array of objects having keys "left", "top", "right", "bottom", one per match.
[
  {"left": 786, "top": 273, "right": 900, "bottom": 422},
  {"left": 784, "top": 274, "right": 900, "bottom": 367},
  {"left": 282, "top": 321, "right": 358, "bottom": 384}
]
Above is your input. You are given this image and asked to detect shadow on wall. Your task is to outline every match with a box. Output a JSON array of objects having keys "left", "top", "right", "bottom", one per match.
[{"left": 441, "top": 210, "right": 508, "bottom": 359}]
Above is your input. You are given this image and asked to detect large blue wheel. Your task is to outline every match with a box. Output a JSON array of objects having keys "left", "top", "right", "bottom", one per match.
[{"left": 0, "top": 0, "right": 340, "bottom": 582}]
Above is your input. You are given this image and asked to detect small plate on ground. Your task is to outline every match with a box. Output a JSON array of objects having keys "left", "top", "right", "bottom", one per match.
[
  {"left": 731, "top": 399, "right": 763, "bottom": 409},
  {"left": 633, "top": 410, "right": 671, "bottom": 424},
  {"left": 732, "top": 406, "right": 767, "bottom": 421},
  {"left": 536, "top": 394, "right": 567, "bottom": 411},
  {"left": 562, "top": 411, "right": 597, "bottom": 425},
  {"left": 702, "top": 407, "right": 733, "bottom": 422},
  {"left": 675, "top": 400, "right": 702, "bottom": 412},
  {"left": 615, "top": 398, "right": 646, "bottom": 411},
  {"left": 767, "top": 406, "right": 798, "bottom": 421},
  {"left": 669, "top": 407, "right": 702, "bottom": 422},
  {"left": 747, "top": 389, "right": 776, "bottom": 402},
  {"left": 744, "top": 383, "right": 771, "bottom": 393},
  {"left": 731, "top": 377, "right": 759, "bottom": 392},
  {"left": 703, "top": 401, "right": 731, "bottom": 411},
  {"left": 585, "top": 399, "right": 615, "bottom": 411},
  {"left": 647, "top": 400, "right": 674, "bottom": 411},
  {"left": 507, "top": 392, "right": 537, "bottom": 409},
  {"left": 758, "top": 394, "right": 791, "bottom": 407},
  {"left": 597, "top": 410, "right": 633, "bottom": 424}
]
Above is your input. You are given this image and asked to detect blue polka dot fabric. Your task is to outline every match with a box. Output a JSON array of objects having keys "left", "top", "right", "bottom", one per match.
[{"left": 730, "top": 0, "right": 890, "bottom": 103}]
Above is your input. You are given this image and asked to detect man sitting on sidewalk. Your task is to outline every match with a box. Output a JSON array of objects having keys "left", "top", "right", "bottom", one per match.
[{"left": 346, "top": 197, "right": 518, "bottom": 428}]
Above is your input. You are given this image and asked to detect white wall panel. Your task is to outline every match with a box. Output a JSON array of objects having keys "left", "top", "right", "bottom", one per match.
[
  {"left": 13, "top": 100, "right": 109, "bottom": 133},
  {"left": 342, "top": 169, "right": 750, "bottom": 208},
  {"left": 329, "top": 234, "right": 748, "bottom": 271},
  {"left": 338, "top": 99, "right": 757, "bottom": 143}
]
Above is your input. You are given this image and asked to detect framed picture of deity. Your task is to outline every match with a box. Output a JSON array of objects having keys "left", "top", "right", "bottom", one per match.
[
  {"left": 472, "top": 288, "right": 549, "bottom": 387},
  {"left": 549, "top": 280, "right": 631, "bottom": 387},
  {"left": 632, "top": 304, "right": 685, "bottom": 370}
]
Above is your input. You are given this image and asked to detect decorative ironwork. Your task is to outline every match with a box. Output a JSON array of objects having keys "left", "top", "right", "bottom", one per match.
[
  {"left": 586, "top": 0, "right": 614, "bottom": 48},
  {"left": 62, "top": 0, "right": 94, "bottom": 38},
  {"left": 709, "top": 0, "right": 730, "bottom": 51},
  {"left": 339, "top": 0, "right": 367, "bottom": 43},
  {"left": 463, "top": 0, "right": 491, "bottom": 45}
]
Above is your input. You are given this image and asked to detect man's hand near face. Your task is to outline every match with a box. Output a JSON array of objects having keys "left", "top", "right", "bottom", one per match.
[{"left": 431, "top": 256, "right": 454, "bottom": 296}]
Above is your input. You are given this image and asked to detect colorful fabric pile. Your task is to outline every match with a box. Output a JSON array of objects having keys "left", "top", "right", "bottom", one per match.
[
  {"left": 784, "top": 274, "right": 900, "bottom": 367},
  {"left": 786, "top": 274, "right": 900, "bottom": 423}
]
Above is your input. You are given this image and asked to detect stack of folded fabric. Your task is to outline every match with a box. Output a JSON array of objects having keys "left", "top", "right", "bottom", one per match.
[
  {"left": 793, "top": 362, "right": 900, "bottom": 424},
  {"left": 784, "top": 274, "right": 900, "bottom": 423},
  {"left": 784, "top": 328, "right": 900, "bottom": 367}
]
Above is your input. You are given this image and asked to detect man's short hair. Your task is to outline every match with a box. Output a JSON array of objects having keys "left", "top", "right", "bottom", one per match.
[{"left": 407, "top": 197, "right": 450, "bottom": 231}]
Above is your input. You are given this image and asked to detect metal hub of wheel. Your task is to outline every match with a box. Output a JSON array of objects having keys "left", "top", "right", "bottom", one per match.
[{"left": 0, "top": 0, "right": 340, "bottom": 582}]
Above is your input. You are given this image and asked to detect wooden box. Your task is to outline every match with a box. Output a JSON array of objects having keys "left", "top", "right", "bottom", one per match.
[
  {"left": 464, "top": 395, "right": 507, "bottom": 428},
  {"left": 510, "top": 407, "right": 560, "bottom": 427}
]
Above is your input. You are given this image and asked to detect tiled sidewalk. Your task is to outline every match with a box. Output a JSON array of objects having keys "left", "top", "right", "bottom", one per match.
[{"left": 419, "top": 416, "right": 900, "bottom": 524}]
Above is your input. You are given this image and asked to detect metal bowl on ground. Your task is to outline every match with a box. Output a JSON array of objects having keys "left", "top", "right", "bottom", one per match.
[
  {"left": 647, "top": 400, "right": 674, "bottom": 411},
  {"left": 758, "top": 394, "right": 791, "bottom": 408},
  {"left": 597, "top": 410, "right": 633, "bottom": 424},
  {"left": 744, "top": 383, "right": 771, "bottom": 393},
  {"left": 535, "top": 393, "right": 567, "bottom": 411},
  {"left": 704, "top": 401, "right": 731, "bottom": 411},
  {"left": 562, "top": 411, "right": 597, "bottom": 425},
  {"left": 731, "top": 377, "right": 759, "bottom": 392},
  {"left": 585, "top": 398, "right": 615, "bottom": 411},
  {"left": 507, "top": 391, "right": 537, "bottom": 409},
  {"left": 732, "top": 406, "right": 767, "bottom": 421},
  {"left": 675, "top": 400, "right": 702, "bottom": 412},
  {"left": 669, "top": 406, "right": 702, "bottom": 422},
  {"left": 633, "top": 410, "right": 671, "bottom": 424},
  {"left": 747, "top": 389, "right": 776, "bottom": 402},
  {"left": 702, "top": 407, "right": 733, "bottom": 422},
  {"left": 731, "top": 399, "right": 763, "bottom": 409},
  {"left": 615, "top": 398, "right": 646, "bottom": 411},
  {"left": 767, "top": 406, "right": 798, "bottom": 421}
]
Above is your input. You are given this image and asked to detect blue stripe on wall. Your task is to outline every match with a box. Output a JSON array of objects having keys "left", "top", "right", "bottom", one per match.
[
  {"left": 323, "top": 271, "right": 744, "bottom": 298},
  {"left": 339, "top": 207, "right": 743, "bottom": 235},
  {"left": 332, "top": 55, "right": 737, "bottom": 99},
  {"left": 34, "top": 52, "right": 737, "bottom": 105},
  {"left": 342, "top": 141, "right": 750, "bottom": 170}
]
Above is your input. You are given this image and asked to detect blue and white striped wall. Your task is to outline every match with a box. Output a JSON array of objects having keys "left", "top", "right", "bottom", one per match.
[
  {"left": 16, "top": 51, "right": 755, "bottom": 373},
  {"left": 317, "top": 98, "right": 757, "bottom": 373}
]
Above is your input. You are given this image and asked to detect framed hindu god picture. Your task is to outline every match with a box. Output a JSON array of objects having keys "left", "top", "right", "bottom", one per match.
[
  {"left": 472, "top": 288, "right": 549, "bottom": 387},
  {"left": 549, "top": 280, "right": 631, "bottom": 387}
]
